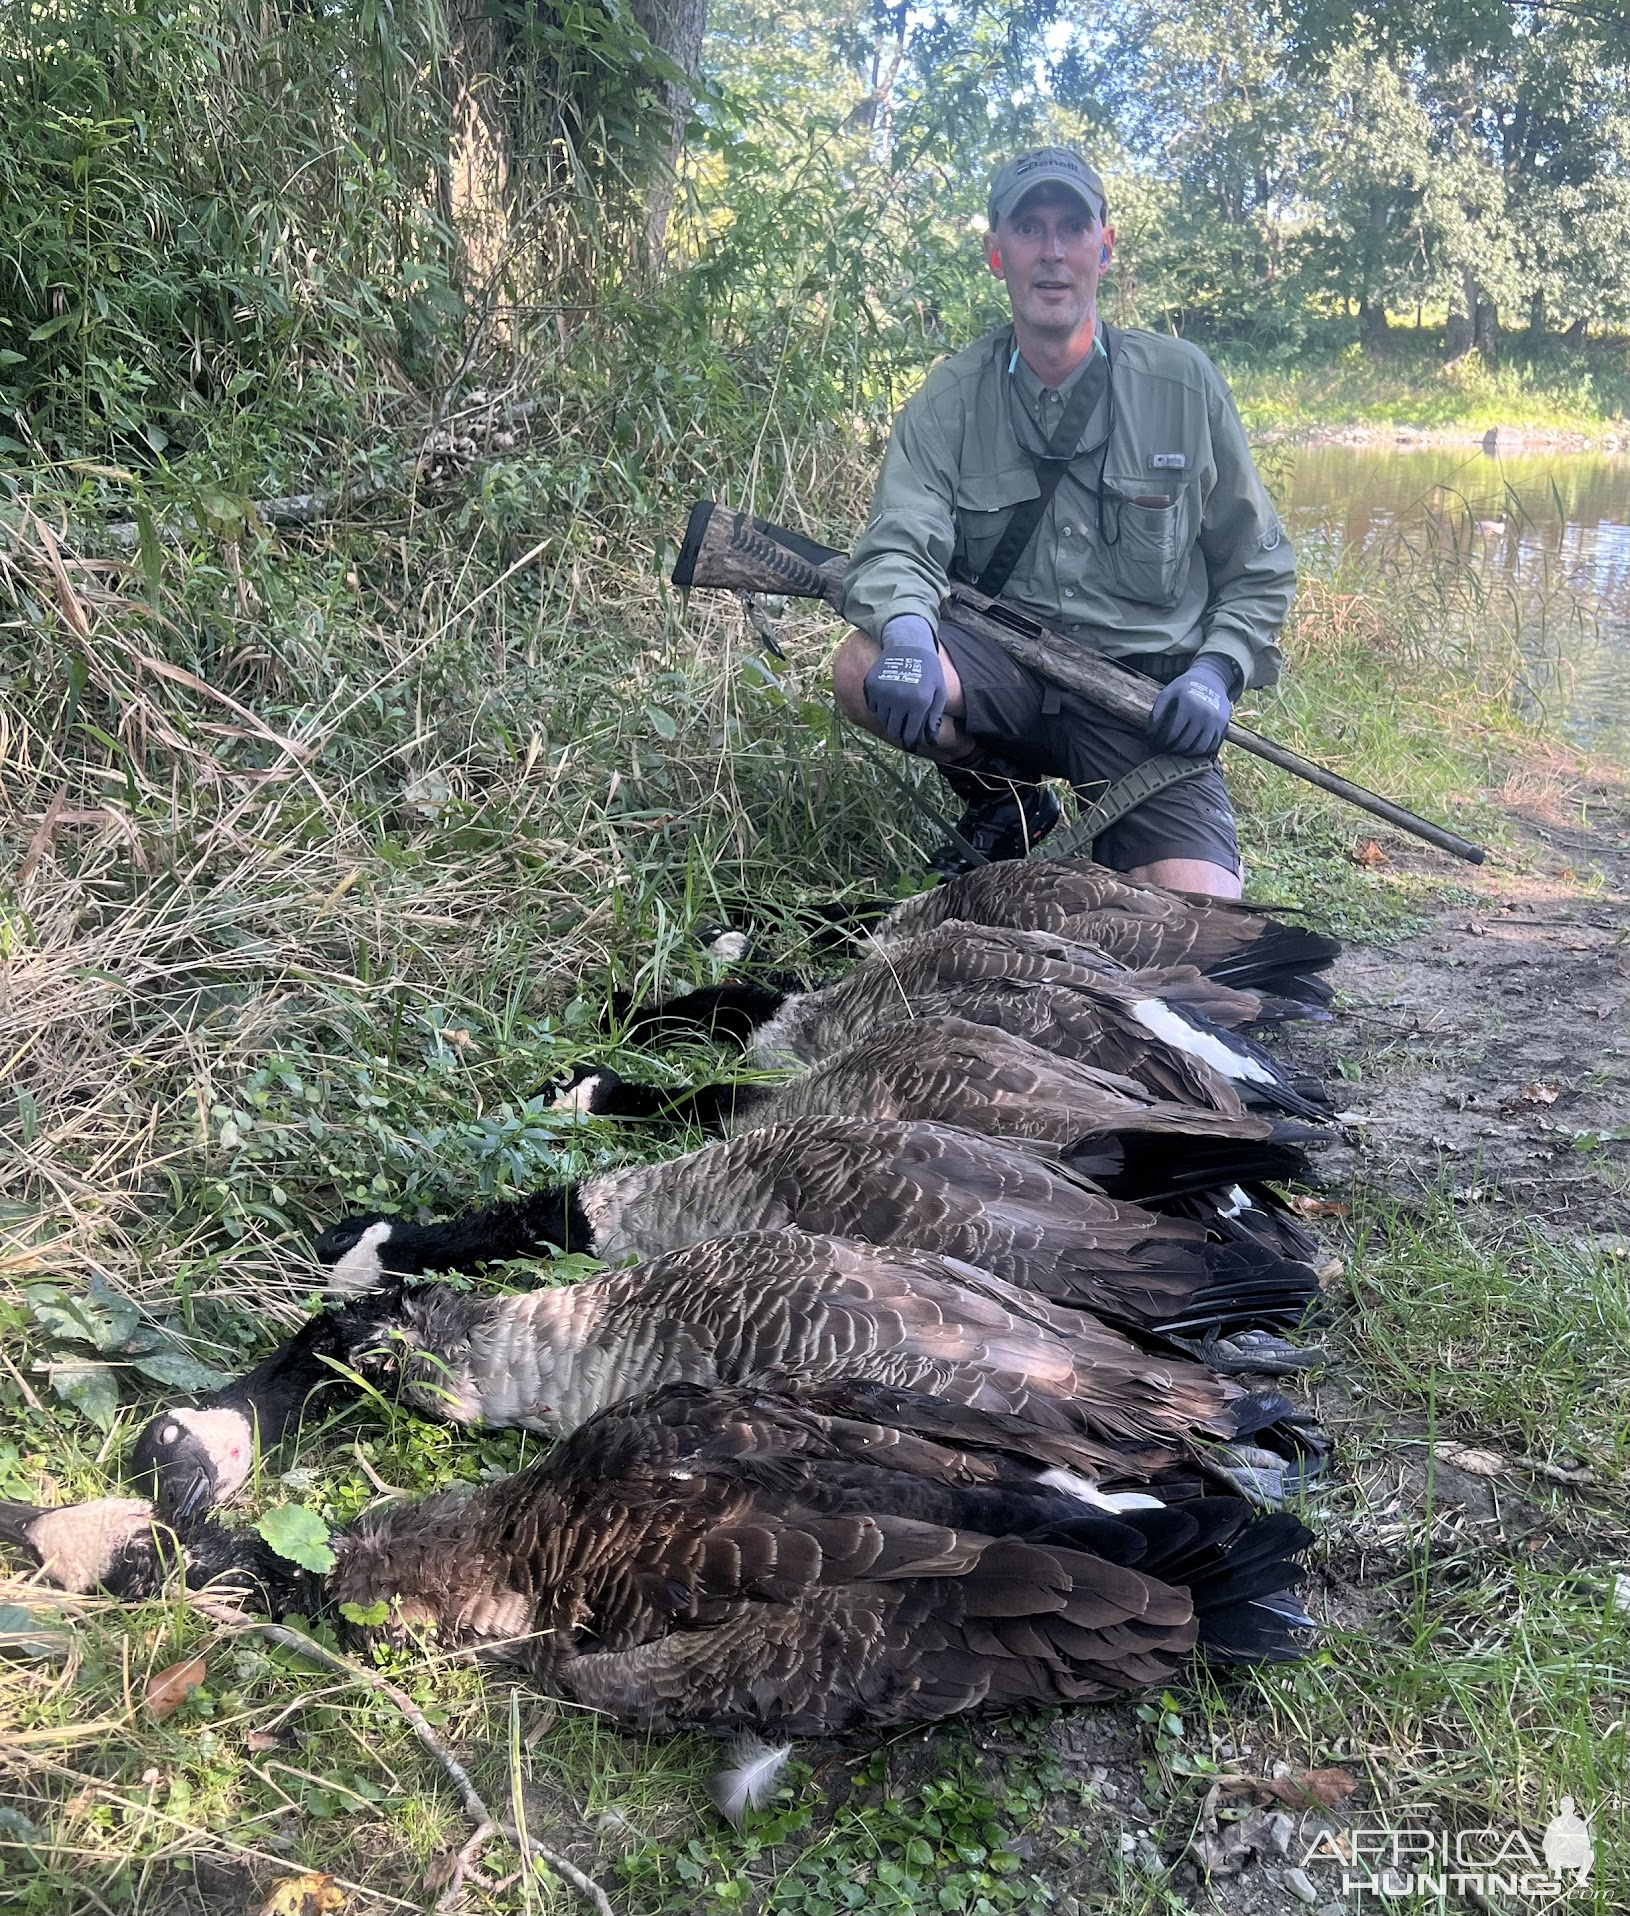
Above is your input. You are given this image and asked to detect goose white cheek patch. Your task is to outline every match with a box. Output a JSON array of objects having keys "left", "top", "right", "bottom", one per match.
[
  {"left": 25, "top": 1498, "right": 158, "bottom": 1593},
  {"left": 552, "top": 1072, "right": 610, "bottom": 1115},
  {"left": 1131, "top": 999, "right": 1276, "bottom": 1087},
  {"left": 172, "top": 1406, "right": 256, "bottom": 1498},
  {"left": 325, "top": 1218, "right": 394, "bottom": 1296}
]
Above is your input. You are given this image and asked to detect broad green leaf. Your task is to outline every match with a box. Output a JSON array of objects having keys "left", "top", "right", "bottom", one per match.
[
  {"left": 27, "top": 1275, "right": 140, "bottom": 1353},
  {"left": 49, "top": 1360, "right": 121, "bottom": 1430},
  {"left": 257, "top": 1504, "right": 336, "bottom": 1574},
  {"left": 0, "top": 1604, "right": 72, "bottom": 1662},
  {"left": 126, "top": 1348, "right": 235, "bottom": 1393}
]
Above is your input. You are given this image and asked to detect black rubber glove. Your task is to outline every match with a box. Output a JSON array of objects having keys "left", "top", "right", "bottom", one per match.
[
  {"left": 1145, "top": 655, "right": 1239, "bottom": 757},
  {"left": 863, "top": 614, "right": 947, "bottom": 752}
]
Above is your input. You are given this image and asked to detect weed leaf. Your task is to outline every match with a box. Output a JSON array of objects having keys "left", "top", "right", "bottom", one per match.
[{"left": 257, "top": 1504, "right": 336, "bottom": 1574}]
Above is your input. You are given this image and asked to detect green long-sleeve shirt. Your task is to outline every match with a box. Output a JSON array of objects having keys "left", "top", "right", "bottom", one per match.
[{"left": 843, "top": 322, "right": 1295, "bottom": 692}]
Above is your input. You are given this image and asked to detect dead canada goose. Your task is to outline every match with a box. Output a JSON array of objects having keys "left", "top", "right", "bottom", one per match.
[
  {"left": 640, "top": 923, "right": 1334, "bottom": 1119},
  {"left": 879, "top": 860, "right": 1340, "bottom": 1006},
  {"left": 10, "top": 1382, "right": 1318, "bottom": 1770},
  {"left": 558, "top": 1018, "right": 1328, "bottom": 1269},
  {"left": 564, "top": 1014, "right": 1299, "bottom": 1143},
  {"left": 131, "top": 1229, "right": 1326, "bottom": 1520},
  {"left": 312, "top": 1116, "right": 1323, "bottom": 1366}
]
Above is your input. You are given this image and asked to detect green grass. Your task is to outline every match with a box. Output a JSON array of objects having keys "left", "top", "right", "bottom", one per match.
[{"left": 1223, "top": 335, "right": 1630, "bottom": 437}]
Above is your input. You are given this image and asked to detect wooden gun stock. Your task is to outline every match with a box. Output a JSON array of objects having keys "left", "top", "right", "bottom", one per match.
[{"left": 671, "top": 499, "right": 1487, "bottom": 866}]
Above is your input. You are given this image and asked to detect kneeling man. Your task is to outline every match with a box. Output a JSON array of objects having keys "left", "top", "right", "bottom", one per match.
[{"left": 833, "top": 148, "right": 1295, "bottom": 898}]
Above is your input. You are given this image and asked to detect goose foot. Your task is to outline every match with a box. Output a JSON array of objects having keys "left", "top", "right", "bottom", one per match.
[{"left": 1165, "top": 1330, "right": 1330, "bottom": 1377}]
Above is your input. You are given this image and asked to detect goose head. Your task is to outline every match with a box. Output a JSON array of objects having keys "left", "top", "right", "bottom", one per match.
[
  {"left": 549, "top": 1064, "right": 628, "bottom": 1116},
  {"left": 1, "top": 1494, "right": 303, "bottom": 1608},
  {"left": 0, "top": 1497, "right": 175, "bottom": 1595},
  {"left": 309, "top": 1215, "right": 399, "bottom": 1294},
  {"left": 129, "top": 1405, "right": 257, "bottom": 1522}
]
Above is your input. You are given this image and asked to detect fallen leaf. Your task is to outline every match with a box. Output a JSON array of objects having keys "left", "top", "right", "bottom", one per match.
[
  {"left": 145, "top": 1654, "right": 207, "bottom": 1720},
  {"left": 1352, "top": 840, "right": 1388, "bottom": 867},
  {"left": 1218, "top": 1766, "right": 1358, "bottom": 1810},
  {"left": 1188, "top": 1811, "right": 1274, "bottom": 1876},
  {"left": 258, "top": 1874, "right": 346, "bottom": 1916},
  {"left": 1517, "top": 1082, "right": 1560, "bottom": 1105},
  {"left": 1436, "top": 1444, "right": 1505, "bottom": 1478},
  {"left": 422, "top": 1852, "right": 461, "bottom": 1895},
  {"left": 1287, "top": 1195, "right": 1350, "bottom": 1218}
]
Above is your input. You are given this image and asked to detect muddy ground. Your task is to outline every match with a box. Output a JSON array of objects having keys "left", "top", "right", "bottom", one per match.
[{"left": 1295, "top": 780, "right": 1630, "bottom": 1236}]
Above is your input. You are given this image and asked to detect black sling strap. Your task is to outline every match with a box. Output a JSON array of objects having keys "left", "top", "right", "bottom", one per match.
[{"left": 973, "top": 332, "right": 1112, "bottom": 598}]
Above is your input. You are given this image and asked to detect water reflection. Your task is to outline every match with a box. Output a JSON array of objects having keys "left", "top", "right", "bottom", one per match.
[{"left": 1281, "top": 442, "right": 1630, "bottom": 762}]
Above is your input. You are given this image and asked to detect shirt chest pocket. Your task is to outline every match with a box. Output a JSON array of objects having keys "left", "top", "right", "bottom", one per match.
[
  {"left": 953, "top": 466, "right": 1040, "bottom": 583},
  {"left": 1103, "top": 482, "right": 1195, "bottom": 607}
]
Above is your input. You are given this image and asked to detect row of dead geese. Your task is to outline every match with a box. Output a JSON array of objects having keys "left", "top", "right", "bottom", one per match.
[{"left": 3, "top": 859, "right": 1347, "bottom": 1816}]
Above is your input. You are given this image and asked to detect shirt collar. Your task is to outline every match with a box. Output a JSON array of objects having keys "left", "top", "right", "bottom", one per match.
[{"left": 1006, "top": 330, "right": 1108, "bottom": 439}]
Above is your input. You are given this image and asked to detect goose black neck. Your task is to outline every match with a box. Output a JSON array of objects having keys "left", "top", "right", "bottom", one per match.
[
  {"left": 587, "top": 1075, "right": 766, "bottom": 1133},
  {"left": 615, "top": 980, "right": 794, "bottom": 1051},
  {"left": 371, "top": 1186, "right": 598, "bottom": 1268},
  {"left": 224, "top": 1309, "right": 352, "bottom": 1435}
]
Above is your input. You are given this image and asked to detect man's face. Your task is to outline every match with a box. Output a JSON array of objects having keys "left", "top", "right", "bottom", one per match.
[{"left": 986, "top": 187, "right": 1113, "bottom": 340}]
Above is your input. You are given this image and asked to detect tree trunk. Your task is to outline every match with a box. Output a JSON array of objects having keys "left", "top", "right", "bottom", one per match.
[
  {"left": 1473, "top": 295, "right": 1498, "bottom": 361},
  {"left": 629, "top": 0, "right": 708, "bottom": 272},
  {"left": 1359, "top": 297, "right": 1389, "bottom": 352}
]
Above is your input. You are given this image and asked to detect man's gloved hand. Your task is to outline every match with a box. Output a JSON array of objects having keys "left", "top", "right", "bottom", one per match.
[
  {"left": 1145, "top": 655, "right": 1239, "bottom": 757},
  {"left": 863, "top": 614, "right": 947, "bottom": 752}
]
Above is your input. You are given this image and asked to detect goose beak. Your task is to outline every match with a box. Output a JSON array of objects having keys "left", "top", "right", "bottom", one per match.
[{"left": 159, "top": 1462, "right": 216, "bottom": 1525}]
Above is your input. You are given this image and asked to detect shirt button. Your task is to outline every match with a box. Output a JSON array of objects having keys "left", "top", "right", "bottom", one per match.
[
  {"left": 1063, "top": 587, "right": 1076, "bottom": 598},
  {"left": 1060, "top": 526, "right": 1073, "bottom": 536}
]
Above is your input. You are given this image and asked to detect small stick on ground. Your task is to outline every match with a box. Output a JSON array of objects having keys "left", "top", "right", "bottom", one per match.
[{"left": 191, "top": 1599, "right": 612, "bottom": 1916}]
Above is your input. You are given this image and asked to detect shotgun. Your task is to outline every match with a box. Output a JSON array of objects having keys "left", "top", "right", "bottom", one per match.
[{"left": 671, "top": 499, "right": 1487, "bottom": 866}]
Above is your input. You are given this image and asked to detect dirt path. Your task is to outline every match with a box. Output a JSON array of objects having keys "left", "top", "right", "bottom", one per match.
[{"left": 1293, "top": 772, "right": 1630, "bottom": 1236}]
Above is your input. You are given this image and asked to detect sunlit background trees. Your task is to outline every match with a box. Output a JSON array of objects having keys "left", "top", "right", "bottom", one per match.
[{"left": 1, "top": 0, "right": 1624, "bottom": 465}]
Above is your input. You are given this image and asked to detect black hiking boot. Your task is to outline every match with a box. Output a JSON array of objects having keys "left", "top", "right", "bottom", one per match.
[{"left": 929, "top": 759, "right": 1063, "bottom": 878}]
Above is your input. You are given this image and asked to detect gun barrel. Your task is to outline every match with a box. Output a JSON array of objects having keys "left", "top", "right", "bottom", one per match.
[{"left": 672, "top": 500, "right": 1489, "bottom": 867}]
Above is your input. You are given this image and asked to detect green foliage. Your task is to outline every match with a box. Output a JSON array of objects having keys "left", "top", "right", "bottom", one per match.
[
  {"left": 1063, "top": 0, "right": 1630, "bottom": 350},
  {"left": 617, "top": 1738, "right": 1058, "bottom": 1915},
  {"left": 257, "top": 1502, "right": 338, "bottom": 1574},
  {"left": 0, "top": 0, "right": 461, "bottom": 463}
]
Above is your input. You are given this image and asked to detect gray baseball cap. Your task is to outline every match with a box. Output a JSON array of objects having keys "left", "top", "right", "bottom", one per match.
[{"left": 987, "top": 148, "right": 1108, "bottom": 227}]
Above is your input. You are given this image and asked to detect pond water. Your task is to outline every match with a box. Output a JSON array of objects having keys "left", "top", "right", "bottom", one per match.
[{"left": 1279, "top": 441, "right": 1630, "bottom": 764}]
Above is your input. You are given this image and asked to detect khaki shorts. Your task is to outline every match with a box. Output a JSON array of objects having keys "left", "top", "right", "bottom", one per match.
[{"left": 936, "top": 615, "right": 1241, "bottom": 874}]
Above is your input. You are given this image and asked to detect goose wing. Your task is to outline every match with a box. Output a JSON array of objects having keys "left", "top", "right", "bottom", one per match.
[
  {"left": 881, "top": 862, "right": 1339, "bottom": 1002},
  {"left": 754, "top": 922, "right": 1270, "bottom": 1070},
  {"left": 331, "top": 1383, "right": 1311, "bottom": 1735},
  {"left": 737, "top": 1016, "right": 1273, "bottom": 1143},
  {"left": 586, "top": 1230, "right": 1246, "bottom": 1449}
]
